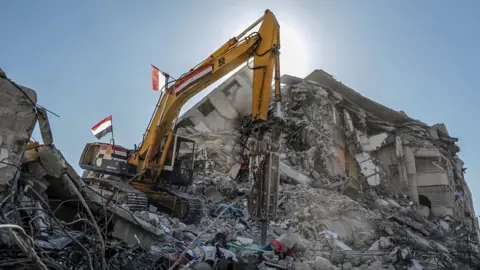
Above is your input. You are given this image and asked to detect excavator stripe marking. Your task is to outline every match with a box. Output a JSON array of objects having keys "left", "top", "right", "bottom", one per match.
[
  {"left": 174, "top": 64, "right": 213, "bottom": 94},
  {"left": 111, "top": 145, "right": 127, "bottom": 152}
]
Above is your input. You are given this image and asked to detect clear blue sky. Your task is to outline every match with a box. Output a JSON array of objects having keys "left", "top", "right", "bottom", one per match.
[{"left": 2, "top": 1, "right": 479, "bottom": 211}]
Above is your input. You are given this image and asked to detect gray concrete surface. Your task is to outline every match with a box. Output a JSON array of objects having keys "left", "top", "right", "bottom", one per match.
[{"left": 0, "top": 72, "right": 37, "bottom": 190}]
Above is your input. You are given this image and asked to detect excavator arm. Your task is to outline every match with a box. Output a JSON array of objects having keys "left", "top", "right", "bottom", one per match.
[
  {"left": 129, "top": 9, "right": 282, "bottom": 178},
  {"left": 78, "top": 9, "right": 282, "bottom": 235}
]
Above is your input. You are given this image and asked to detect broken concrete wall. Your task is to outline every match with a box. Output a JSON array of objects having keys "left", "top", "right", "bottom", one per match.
[
  {"left": 279, "top": 80, "right": 343, "bottom": 183},
  {"left": 283, "top": 69, "right": 477, "bottom": 227},
  {"left": 372, "top": 145, "right": 405, "bottom": 192},
  {"left": 176, "top": 65, "right": 478, "bottom": 242},
  {"left": 177, "top": 66, "right": 253, "bottom": 134},
  {"left": 2, "top": 66, "right": 479, "bottom": 269},
  {"left": 0, "top": 70, "right": 37, "bottom": 191}
]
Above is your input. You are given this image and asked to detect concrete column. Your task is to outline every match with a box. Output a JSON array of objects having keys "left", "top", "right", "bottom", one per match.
[
  {"left": 395, "top": 136, "right": 408, "bottom": 186},
  {"left": 404, "top": 146, "right": 419, "bottom": 204},
  {"left": 0, "top": 72, "right": 37, "bottom": 191}
]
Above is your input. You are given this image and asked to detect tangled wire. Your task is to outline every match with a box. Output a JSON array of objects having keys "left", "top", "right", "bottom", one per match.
[{"left": 0, "top": 160, "right": 168, "bottom": 270}]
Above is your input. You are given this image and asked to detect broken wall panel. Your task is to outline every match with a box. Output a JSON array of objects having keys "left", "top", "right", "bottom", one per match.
[
  {"left": 177, "top": 66, "right": 254, "bottom": 135},
  {"left": 0, "top": 73, "right": 37, "bottom": 190},
  {"left": 299, "top": 69, "right": 475, "bottom": 223}
]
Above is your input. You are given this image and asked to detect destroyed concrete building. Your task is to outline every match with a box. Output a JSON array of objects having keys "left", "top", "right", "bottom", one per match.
[
  {"left": 175, "top": 65, "right": 480, "bottom": 267},
  {"left": 2, "top": 65, "right": 480, "bottom": 269},
  {"left": 176, "top": 65, "right": 478, "bottom": 232}
]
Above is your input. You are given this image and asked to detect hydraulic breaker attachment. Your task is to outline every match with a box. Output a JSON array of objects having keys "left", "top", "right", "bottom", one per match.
[{"left": 247, "top": 126, "right": 281, "bottom": 245}]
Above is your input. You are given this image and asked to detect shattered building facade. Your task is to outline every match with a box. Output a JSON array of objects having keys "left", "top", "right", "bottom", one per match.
[
  {"left": 176, "top": 65, "right": 479, "bottom": 244},
  {"left": 2, "top": 65, "right": 480, "bottom": 269}
]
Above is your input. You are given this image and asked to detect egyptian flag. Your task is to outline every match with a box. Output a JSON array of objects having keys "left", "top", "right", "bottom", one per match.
[
  {"left": 91, "top": 115, "right": 113, "bottom": 139},
  {"left": 152, "top": 65, "right": 169, "bottom": 91},
  {"left": 173, "top": 64, "right": 213, "bottom": 94}
]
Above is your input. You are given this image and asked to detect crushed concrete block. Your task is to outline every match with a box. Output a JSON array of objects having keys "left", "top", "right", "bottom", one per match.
[
  {"left": 428, "top": 128, "right": 439, "bottom": 140},
  {"left": 373, "top": 198, "right": 391, "bottom": 210},
  {"left": 228, "top": 163, "right": 241, "bottom": 179},
  {"left": 368, "top": 237, "right": 392, "bottom": 251},
  {"left": 432, "top": 123, "right": 449, "bottom": 137},
  {"left": 438, "top": 220, "right": 450, "bottom": 231},
  {"left": 0, "top": 75, "right": 37, "bottom": 189},
  {"left": 368, "top": 133, "right": 388, "bottom": 151},
  {"left": 367, "top": 260, "right": 383, "bottom": 270},
  {"left": 434, "top": 241, "right": 450, "bottom": 254},
  {"left": 355, "top": 152, "right": 380, "bottom": 186},
  {"left": 343, "top": 262, "right": 353, "bottom": 270},
  {"left": 279, "top": 161, "right": 312, "bottom": 185},
  {"left": 37, "top": 146, "right": 67, "bottom": 178},
  {"left": 417, "top": 205, "right": 430, "bottom": 218},
  {"left": 406, "top": 230, "right": 432, "bottom": 251},
  {"left": 204, "top": 186, "right": 224, "bottom": 203},
  {"left": 313, "top": 256, "right": 335, "bottom": 270},
  {"left": 385, "top": 199, "right": 401, "bottom": 208}
]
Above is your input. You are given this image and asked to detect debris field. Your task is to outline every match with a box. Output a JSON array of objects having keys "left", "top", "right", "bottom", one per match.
[{"left": 1, "top": 66, "right": 479, "bottom": 270}]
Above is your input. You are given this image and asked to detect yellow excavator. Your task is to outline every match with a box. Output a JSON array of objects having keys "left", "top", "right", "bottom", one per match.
[{"left": 79, "top": 9, "right": 282, "bottom": 237}]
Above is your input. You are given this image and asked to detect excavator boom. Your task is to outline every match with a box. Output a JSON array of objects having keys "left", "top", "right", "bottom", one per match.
[
  {"left": 79, "top": 10, "right": 282, "bottom": 239},
  {"left": 129, "top": 9, "right": 282, "bottom": 177}
]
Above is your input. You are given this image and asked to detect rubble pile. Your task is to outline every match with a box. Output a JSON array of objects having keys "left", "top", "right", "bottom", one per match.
[
  {"left": 2, "top": 67, "right": 480, "bottom": 270},
  {"left": 179, "top": 74, "right": 480, "bottom": 269},
  {"left": 279, "top": 81, "right": 339, "bottom": 186},
  {"left": 0, "top": 72, "right": 169, "bottom": 269}
]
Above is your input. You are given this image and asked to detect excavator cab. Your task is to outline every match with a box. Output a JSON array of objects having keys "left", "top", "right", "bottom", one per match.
[
  {"left": 79, "top": 134, "right": 196, "bottom": 187},
  {"left": 155, "top": 134, "right": 196, "bottom": 186},
  {"left": 79, "top": 143, "right": 135, "bottom": 177}
]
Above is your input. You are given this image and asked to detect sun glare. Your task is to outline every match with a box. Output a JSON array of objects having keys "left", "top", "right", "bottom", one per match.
[
  {"left": 279, "top": 22, "right": 310, "bottom": 77},
  {"left": 232, "top": 20, "right": 310, "bottom": 78}
]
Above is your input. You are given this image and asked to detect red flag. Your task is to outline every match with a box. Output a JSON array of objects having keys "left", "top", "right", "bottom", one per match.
[{"left": 152, "top": 65, "right": 168, "bottom": 91}]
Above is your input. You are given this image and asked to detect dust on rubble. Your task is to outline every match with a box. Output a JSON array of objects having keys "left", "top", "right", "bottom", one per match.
[{"left": 1, "top": 68, "right": 480, "bottom": 270}]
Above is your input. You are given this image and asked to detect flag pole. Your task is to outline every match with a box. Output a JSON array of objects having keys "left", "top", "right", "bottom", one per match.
[
  {"left": 158, "top": 72, "right": 170, "bottom": 124},
  {"left": 110, "top": 115, "right": 115, "bottom": 146}
]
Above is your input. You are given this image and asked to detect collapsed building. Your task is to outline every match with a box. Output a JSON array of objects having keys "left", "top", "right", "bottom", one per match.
[
  {"left": 176, "top": 65, "right": 480, "bottom": 266},
  {"left": 1, "top": 65, "right": 480, "bottom": 270},
  {"left": 177, "top": 65, "right": 477, "bottom": 226}
]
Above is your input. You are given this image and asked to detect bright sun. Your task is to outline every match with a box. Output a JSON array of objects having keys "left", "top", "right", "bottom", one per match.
[
  {"left": 232, "top": 21, "right": 310, "bottom": 78},
  {"left": 278, "top": 22, "right": 310, "bottom": 77}
]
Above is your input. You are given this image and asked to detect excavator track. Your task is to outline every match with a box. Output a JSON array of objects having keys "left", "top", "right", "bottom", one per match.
[
  {"left": 180, "top": 197, "right": 203, "bottom": 224},
  {"left": 83, "top": 176, "right": 203, "bottom": 224},
  {"left": 143, "top": 188, "right": 203, "bottom": 224}
]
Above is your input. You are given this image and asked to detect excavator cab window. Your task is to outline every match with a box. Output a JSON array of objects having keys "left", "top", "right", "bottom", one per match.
[
  {"left": 159, "top": 136, "right": 174, "bottom": 168},
  {"left": 159, "top": 135, "right": 196, "bottom": 186},
  {"left": 174, "top": 136, "right": 195, "bottom": 171}
]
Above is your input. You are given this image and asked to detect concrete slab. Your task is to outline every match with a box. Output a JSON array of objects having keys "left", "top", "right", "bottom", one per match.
[
  {"left": 177, "top": 65, "right": 253, "bottom": 135},
  {"left": 0, "top": 75, "right": 37, "bottom": 189}
]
